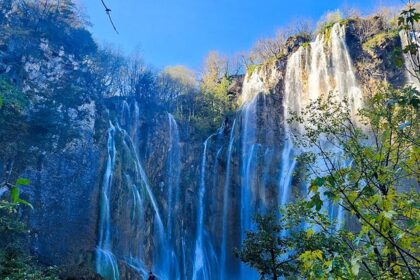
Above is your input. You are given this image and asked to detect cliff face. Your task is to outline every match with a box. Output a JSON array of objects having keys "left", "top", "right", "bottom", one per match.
[
  {"left": 0, "top": 15, "right": 104, "bottom": 267},
  {"left": 0, "top": 6, "right": 409, "bottom": 280}
]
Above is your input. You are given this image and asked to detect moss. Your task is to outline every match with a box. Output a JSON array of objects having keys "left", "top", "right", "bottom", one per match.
[
  {"left": 246, "top": 64, "right": 260, "bottom": 77},
  {"left": 0, "top": 76, "right": 29, "bottom": 111},
  {"left": 362, "top": 30, "right": 399, "bottom": 51},
  {"left": 266, "top": 53, "right": 285, "bottom": 64},
  {"left": 302, "top": 42, "right": 311, "bottom": 49},
  {"left": 319, "top": 18, "right": 358, "bottom": 42}
]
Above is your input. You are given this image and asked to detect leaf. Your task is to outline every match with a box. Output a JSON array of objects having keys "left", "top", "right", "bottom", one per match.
[
  {"left": 17, "top": 198, "right": 33, "bottom": 210},
  {"left": 313, "top": 177, "right": 325, "bottom": 187},
  {"left": 313, "top": 250, "right": 323, "bottom": 260},
  {"left": 310, "top": 193, "right": 323, "bottom": 212},
  {"left": 306, "top": 228, "right": 315, "bottom": 238},
  {"left": 16, "top": 178, "right": 30, "bottom": 186},
  {"left": 10, "top": 186, "right": 19, "bottom": 204}
]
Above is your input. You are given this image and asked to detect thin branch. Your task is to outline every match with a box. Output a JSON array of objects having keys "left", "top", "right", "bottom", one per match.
[{"left": 100, "top": 0, "right": 118, "bottom": 34}]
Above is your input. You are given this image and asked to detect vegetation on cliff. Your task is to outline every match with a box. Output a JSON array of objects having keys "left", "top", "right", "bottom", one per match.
[
  {"left": 0, "top": 178, "right": 58, "bottom": 279},
  {"left": 236, "top": 3, "right": 420, "bottom": 279}
]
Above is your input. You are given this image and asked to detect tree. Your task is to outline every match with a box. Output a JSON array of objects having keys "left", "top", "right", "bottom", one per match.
[
  {"left": 159, "top": 65, "right": 197, "bottom": 111},
  {"left": 162, "top": 65, "right": 196, "bottom": 88},
  {"left": 286, "top": 7, "right": 420, "bottom": 275},
  {"left": 316, "top": 10, "right": 343, "bottom": 34},
  {"left": 288, "top": 86, "right": 419, "bottom": 279},
  {"left": 201, "top": 51, "right": 229, "bottom": 91},
  {"left": 249, "top": 19, "right": 313, "bottom": 65},
  {"left": 193, "top": 51, "right": 236, "bottom": 132},
  {"left": 235, "top": 213, "right": 297, "bottom": 280}
]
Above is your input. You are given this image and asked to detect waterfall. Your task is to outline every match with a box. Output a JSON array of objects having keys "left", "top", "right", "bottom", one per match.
[
  {"left": 95, "top": 22, "right": 372, "bottom": 280},
  {"left": 118, "top": 124, "right": 169, "bottom": 279},
  {"left": 167, "top": 113, "right": 181, "bottom": 241},
  {"left": 192, "top": 125, "right": 224, "bottom": 280},
  {"left": 219, "top": 119, "right": 236, "bottom": 280},
  {"left": 400, "top": 30, "right": 420, "bottom": 89},
  {"left": 98, "top": 100, "right": 177, "bottom": 280},
  {"left": 166, "top": 113, "right": 181, "bottom": 279},
  {"left": 239, "top": 70, "right": 268, "bottom": 280},
  {"left": 96, "top": 122, "right": 120, "bottom": 280},
  {"left": 280, "top": 23, "right": 364, "bottom": 228}
]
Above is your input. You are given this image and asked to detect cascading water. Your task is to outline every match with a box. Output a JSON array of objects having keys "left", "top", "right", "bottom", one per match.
[
  {"left": 95, "top": 22, "right": 377, "bottom": 280},
  {"left": 192, "top": 125, "right": 224, "bottom": 280},
  {"left": 166, "top": 113, "right": 181, "bottom": 241},
  {"left": 96, "top": 122, "right": 120, "bottom": 280},
  {"left": 400, "top": 31, "right": 420, "bottom": 89},
  {"left": 280, "top": 23, "right": 364, "bottom": 228},
  {"left": 96, "top": 102, "right": 177, "bottom": 280},
  {"left": 239, "top": 68, "right": 277, "bottom": 280},
  {"left": 166, "top": 113, "right": 182, "bottom": 279},
  {"left": 117, "top": 124, "right": 169, "bottom": 279},
  {"left": 219, "top": 120, "right": 236, "bottom": 280}
]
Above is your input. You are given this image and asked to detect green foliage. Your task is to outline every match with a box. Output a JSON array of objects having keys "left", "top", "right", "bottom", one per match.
[
  {"left": 240, "top": 85, "right": 419, "bottom": 279},
  {"left": 286, "top": 85, "right": 420, "bottom": 278},
  {"left": 0, "top": 177, "right": 33, "bottom": 232},
  {"left": 317, "top": 15, "right": 356, "bottom": 42},
  {"left": 362, "top": 30, "right": 399, "bottom": 52},
  {"left": 0, "top": 178, "right": 56, "bottom": 279},
  {"left": 0, "top": 201, "right": 25, "bottom": 234},
  {"left": 0, "top": 78, "right": 28, "bottom": 112},
  {"left": 302, "top": 42, "right": 310, "bottom": 48},
  {"left": 246, "top": 64, "right": 260, "bottom": 77},
  {"left": 235, "top": 213, "right": 297, "bottom": 280},
  {"left": 10, "top": 179, "right": 33, "bottom": 210},
  {"left": 0, "top": 246, "right": 59, "bottom": 280},
  {"left": 190, "top": 76, "right": 234, "bottom": 134}
]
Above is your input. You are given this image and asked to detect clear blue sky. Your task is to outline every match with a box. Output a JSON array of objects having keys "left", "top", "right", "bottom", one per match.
[{"left": 80, "top": 0, "right": 403, "bottom": 70}]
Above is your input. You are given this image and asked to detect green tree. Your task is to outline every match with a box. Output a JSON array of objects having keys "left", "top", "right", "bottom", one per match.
[
  {"left": 235, "top": 213, "right": 297, "bottom": 280},
  {"left": 287, "top": 82, "right": 419, "bottom": 278}
]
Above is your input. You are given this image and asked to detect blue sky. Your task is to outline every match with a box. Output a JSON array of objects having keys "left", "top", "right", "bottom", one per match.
[{"left": 80, "top": 0, "right": 403, "bottom": 70}]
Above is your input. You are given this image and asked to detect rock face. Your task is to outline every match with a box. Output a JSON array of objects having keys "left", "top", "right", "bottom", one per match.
[
  {"left": 0, "top": 9, "right": 104, "bottom": 267},
  {"left": 0, "top": 6, "right": 410, "bottom": 280}
]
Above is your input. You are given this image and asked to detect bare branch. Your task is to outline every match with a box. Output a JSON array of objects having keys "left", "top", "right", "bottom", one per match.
[{"left": 100, "top": 0, "right": 118, "bottom": 34}]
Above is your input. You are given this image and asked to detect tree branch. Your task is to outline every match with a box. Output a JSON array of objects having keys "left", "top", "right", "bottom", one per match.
[{"left": 100, "top": 0, "right": 118, "bottom": 34}]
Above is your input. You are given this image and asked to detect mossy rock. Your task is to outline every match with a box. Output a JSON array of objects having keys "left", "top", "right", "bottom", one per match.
[{"left": 362, "top": 30, "right": 400, "bottom": 52}]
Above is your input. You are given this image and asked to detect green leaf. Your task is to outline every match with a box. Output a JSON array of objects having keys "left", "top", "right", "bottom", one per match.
[
  {"left": 10, "top": 186, "right": 19, "bottom": 204},
  {"left": 17, "top": 198, "right": 34, "bottom": 210},
  {"left": 310, "top": 193, "right": 323, "bottom": 212},
  {"left": 313, "top": 177, "right": 325, "bottom": 187},
  {"left": 16, "top": 178, "right": 30, "bottom": 186},
  {"left": 306, "top": 228, "right": 315, "bottom": 238}
]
